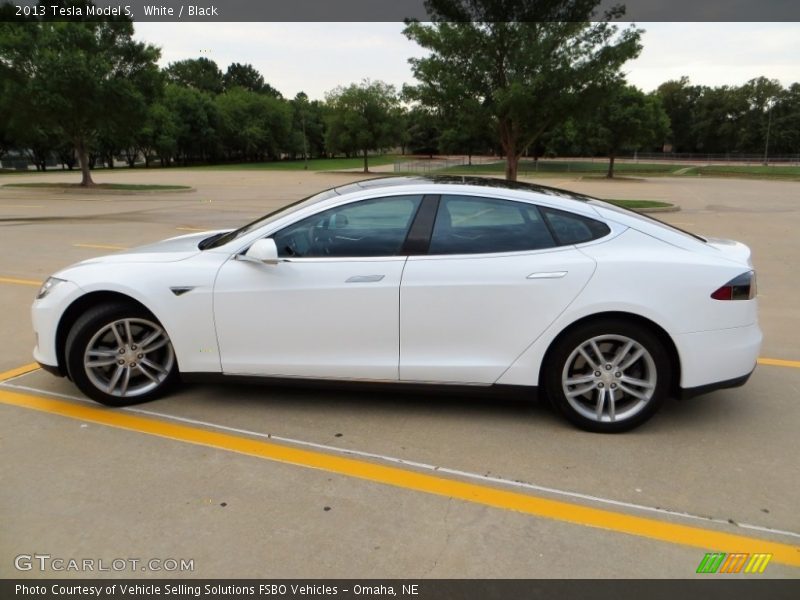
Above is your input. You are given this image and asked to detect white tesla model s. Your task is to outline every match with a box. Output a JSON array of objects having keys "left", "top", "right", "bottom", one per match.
[{"left": 31, "top": 176, "right": 761, "bottom": 432}]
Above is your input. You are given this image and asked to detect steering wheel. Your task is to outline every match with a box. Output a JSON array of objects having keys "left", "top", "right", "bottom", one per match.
[{"left": 307, "top": 223, "right": 333, "bottom": 256}]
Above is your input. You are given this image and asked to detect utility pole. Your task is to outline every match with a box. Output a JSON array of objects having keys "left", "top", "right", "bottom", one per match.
[
  {"left": 763, "top": 101, "right": 773, "bottom": 166},
  {"left": 302, "top": 111, "right": 308, "bottom": 170}
]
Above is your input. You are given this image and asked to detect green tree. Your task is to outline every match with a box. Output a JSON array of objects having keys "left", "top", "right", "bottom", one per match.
[
  {"left": 222, "top": 62, "right": 282, "bottom": 97},
  {"left": 215, "top": 87, "right": 290, "bottom": 161},
  {"left": 143, "top": 102, "right": 180, "bottom": 167},
  {"left": 656, "top": 77, "right": 702, "bottom": 153},
  {"left": 737, "top": 77, "right": 784, "bottom": 156},
  {"left": 692, "top": 85, "right": 749, "bottom": 154},
  {"left": 436, "top": 97, "right": 494, "bottom": 163},
  {"left": 163, "top": 83, "right": 218, "bottom": 164},
  {"left": 0, "top": 0, "right": 161, "bottom": 185},
  {"left": 771, "top": 83, "right": 800, "bottom": 155},
  {"left": 588, "top": 82, "right": 670, "bottom": 178},
  {"left": 404, "top": 0, "right": 642, "bottom": 180},
  {"left": 325, "top": 80, "right": 400, "bottom": 173},
  {"left": 406, "top": 106, "right": 441, "bottom": 157},
  {"left": 165, "top": 57, "right": 224, "bottom": 94}
]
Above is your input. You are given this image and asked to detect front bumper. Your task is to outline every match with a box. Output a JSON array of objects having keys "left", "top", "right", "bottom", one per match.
[{"left": 31, "top": 280, "right": 82, "bottom": 374}]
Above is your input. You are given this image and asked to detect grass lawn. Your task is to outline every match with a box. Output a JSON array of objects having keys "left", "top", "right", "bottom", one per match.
[
  {"left": 603, "top": 199, "right": 675, "bottom": 210},
  {"left": 196, "top": 155, "right": 407, "bottom": 171},
  {"left": 435, "top": 160, "right": 800, "bottom": 180},
  {"left": 681, "top": 165, "right": 800, "bottom": 179},
  {"left": 2, "top": 183, "right": 192, "bottom": 191},
  {"left": 438, "top": 160, "right": 684, "bottom": 176}
]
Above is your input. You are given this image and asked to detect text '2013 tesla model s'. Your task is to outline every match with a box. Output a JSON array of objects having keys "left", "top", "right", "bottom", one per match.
[{"left": 32, "top": 177, "right": 761, "bottom": 432}]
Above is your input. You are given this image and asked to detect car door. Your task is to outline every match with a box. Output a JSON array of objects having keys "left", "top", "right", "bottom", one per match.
[
  {"left": 399, "top": 194, "right": 599, "bottom": 384},
  {"left": 214, "top": 195, "right": 423, "bottom": 380}
]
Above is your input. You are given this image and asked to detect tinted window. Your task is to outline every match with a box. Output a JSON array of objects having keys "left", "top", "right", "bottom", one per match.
[
  {"left": 541, "top": 207, "right": 610, "bottom": 245},
  {"left": 272, "top": 195, "right": 423, "bottom": 258},
  {"left": 428, "top": 195, "right": 556, "bottom": 255}
]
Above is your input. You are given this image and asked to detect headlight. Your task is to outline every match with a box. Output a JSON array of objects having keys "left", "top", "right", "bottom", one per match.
[{"left": 36, "top": 277, "right": 67, "bottom": 300}]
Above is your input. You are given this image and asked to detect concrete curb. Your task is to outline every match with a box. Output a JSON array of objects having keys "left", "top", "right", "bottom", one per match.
[
  {"left": 1, "top": 185, "right": 196, "bottom": 195},
  {"left": 633, "top": 205, "right": 681, "bottom": 213}
]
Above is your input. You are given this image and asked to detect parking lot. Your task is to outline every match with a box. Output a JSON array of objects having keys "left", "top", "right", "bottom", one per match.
[{"left": 1, "top": 169, "right": 798, "bottom": 578}]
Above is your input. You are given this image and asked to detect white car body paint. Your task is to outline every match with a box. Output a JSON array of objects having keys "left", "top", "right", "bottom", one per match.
[{"left": 31, "top": 178, "right": 762, "bottom": 404}]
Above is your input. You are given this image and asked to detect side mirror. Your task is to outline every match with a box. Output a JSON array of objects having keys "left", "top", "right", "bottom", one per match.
[{"left": 244, "top": 238, "right": 279, "bottom": 264}]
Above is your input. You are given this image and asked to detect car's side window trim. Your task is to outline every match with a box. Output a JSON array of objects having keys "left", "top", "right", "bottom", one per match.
[{"left": 401, "top": 194, "right": 440, "bottom": 256}]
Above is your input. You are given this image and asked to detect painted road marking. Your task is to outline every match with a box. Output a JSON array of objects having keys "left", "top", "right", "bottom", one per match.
[
  {"left": 0, "top": 363, "right": 41, "bottom": 381},
  {"left": 0, "top": 276, "right": 41, "bottom": 287},
  {"left": 0, "top": 384, "right": 798, "bottom": 567},
  {"left": 758, "top": 357, "right": 800, "bottom": 369},
  {"left": 175, "top": 226, "right": 208, "bottom": 232},
  {"left": 5, "top": 377, "right": 798, "bottom": 543},
  {"left": 73, "top": 243, "right": 128, "bottom": 251}
]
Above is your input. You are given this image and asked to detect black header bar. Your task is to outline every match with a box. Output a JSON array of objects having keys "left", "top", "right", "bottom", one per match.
[{"left": 2, "top": 0, "right": 800, "bottom": 22}]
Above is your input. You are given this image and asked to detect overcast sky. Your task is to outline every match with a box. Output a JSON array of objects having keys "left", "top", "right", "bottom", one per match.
[{"left": 133, "top": 22, "right": 800, "bottom": 100}]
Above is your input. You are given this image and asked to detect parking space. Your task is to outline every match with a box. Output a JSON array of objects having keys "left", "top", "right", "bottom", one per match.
[{"left": 1, "top": 170, "right": 798, "bottom": 578}]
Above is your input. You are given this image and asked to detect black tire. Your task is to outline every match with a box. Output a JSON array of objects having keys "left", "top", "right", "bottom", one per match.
[
  {"left": 544, "top": 318, "right": 671, "bottom": 433},
  {"left": 65, "top": 302, "right": 178, "bottom": 406}
]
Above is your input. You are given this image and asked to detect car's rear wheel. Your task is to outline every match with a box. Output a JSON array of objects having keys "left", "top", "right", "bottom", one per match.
[
  {"left": 545, "top": 319, "right": 671, "bottom": 432},
  {"left": 65, "top": 303, "right": 177, "bottom": 406}
]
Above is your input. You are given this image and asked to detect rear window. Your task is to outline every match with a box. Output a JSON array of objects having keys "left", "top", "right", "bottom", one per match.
[{"left": 540, "top": 207, "right": 611, "bottom": 245}]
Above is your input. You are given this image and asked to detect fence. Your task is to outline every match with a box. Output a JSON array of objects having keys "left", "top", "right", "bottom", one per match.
[
  {"left": 394, "top": 155, "right": 500, "bottom": 173},
  {"left": 624, "top": 152, "right": 800, "bottom": 165}
]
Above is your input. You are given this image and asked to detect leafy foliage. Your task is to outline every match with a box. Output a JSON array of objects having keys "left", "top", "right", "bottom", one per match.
[
  {"left": 165, "top": 57, "right": 223, "bottom": 95},
  {"left": 0, "top": 0, "right": 161, "bottom": 183},
  {"left": 586, "top": 83, "right": 670, "bottom": 177},
  {"left": 325, "top": 80, "right": 400, "bottom": 172},
  {"left": 404, "top": 0, "right": 642, "bottom": 180}
]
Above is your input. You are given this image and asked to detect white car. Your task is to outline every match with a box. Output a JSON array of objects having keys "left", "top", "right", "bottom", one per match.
[{"left": 32, "top": 177, "right": 761, "bottom": 432}]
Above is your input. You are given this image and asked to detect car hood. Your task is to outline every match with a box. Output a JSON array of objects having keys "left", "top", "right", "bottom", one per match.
[{"left": 74, "top": 230, "right": 227, "bottom": 265}]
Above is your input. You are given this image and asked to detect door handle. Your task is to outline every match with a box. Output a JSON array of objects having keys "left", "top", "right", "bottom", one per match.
[
  {"left": 345, "top": 275, "right": 385, "bottom": 283},
  {"left": 527, "top": 271, "right": 568, "bottom": 279}
]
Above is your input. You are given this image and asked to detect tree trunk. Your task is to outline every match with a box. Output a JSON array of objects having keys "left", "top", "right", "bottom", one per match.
[
  {"left": 77, "top": 139, "right": 94, "bottom": 186},
  {"left": 499, "top": 120, "right": 519, "bottom": 181},
  {"left": 504, "top": 150, "right": 519, "bottom": 181},
  {"left": 607, "top": 154, "right": 616, "bottom": 179},
  {"left": 363, "top": 148, "right": 369, "bottom": 173}
]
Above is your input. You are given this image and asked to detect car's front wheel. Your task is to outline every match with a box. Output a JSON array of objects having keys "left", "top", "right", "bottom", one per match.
[
  {"left": 544, "top": 319, "right": 671, "bottom": 433},
  {"left": 65, "top": 303, "right": 177, "bottom": 406}
]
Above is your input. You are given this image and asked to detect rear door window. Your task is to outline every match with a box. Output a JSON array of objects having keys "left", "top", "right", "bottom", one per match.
[{"left": 428, "top": 195, "right": 556, "bottom": 255}]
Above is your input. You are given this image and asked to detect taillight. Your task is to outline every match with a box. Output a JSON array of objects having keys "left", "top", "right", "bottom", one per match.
[{"left": 711, "top": 271, "right": 756, "bottom": 300}]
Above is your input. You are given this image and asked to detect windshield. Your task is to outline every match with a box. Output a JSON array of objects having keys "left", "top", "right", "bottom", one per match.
[
  {"left": 588, "top": 199, "right": 706, "bottom": 243},
  {"left": 200, "top": 187, "right": 341, "bottom": 250}
]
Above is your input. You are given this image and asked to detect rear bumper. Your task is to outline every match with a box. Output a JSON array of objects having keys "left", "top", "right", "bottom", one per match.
[
  {"left": 675, "top": 323, "right": 762, "bottom": 390},
  {"left": 679, "top": 369, "right": 754, "bottom": 399}
]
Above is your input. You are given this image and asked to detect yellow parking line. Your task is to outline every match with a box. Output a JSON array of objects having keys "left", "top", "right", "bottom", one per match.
[
  {"left": 175, "top": 226, "right": 207, "bottom": 232},
  {"left": 0, "top": 386, "right": 798, "bottom": 567},
  {"left": 0, "top": 276, "right": 41, "bottom": 287},
  {"left": 73, "top": 243, "right": 128, "bottom": 251},
  {"left": 758, "top": 358, "right": 800, "bottom": 369},
  {"left": 0, "top": 363, "right": 40, "bottom": 381}
]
